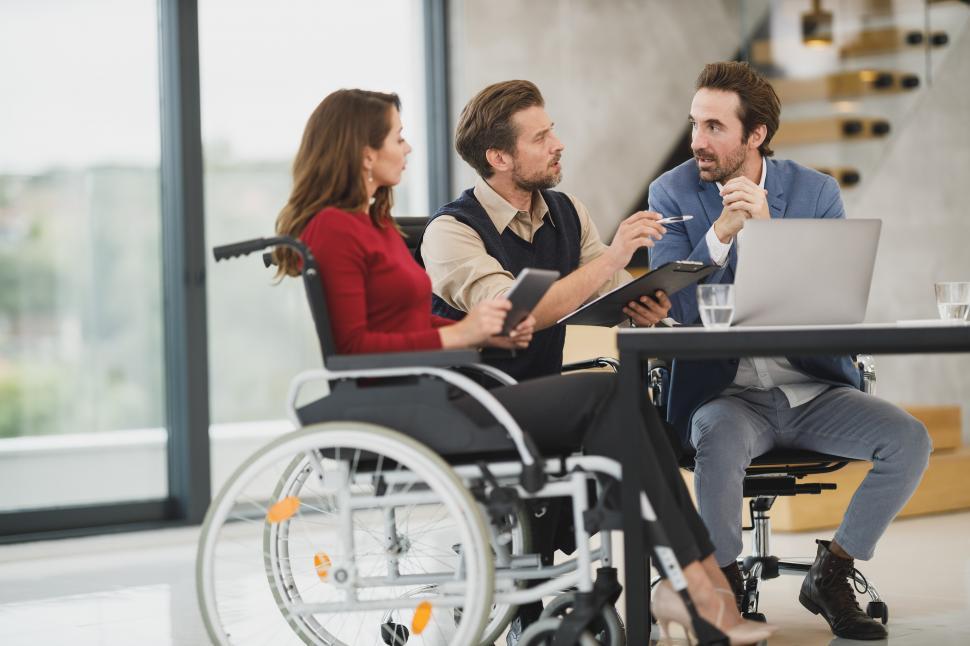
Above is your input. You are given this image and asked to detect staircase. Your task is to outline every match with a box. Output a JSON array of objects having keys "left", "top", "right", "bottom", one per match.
[{"left": 751, "top": 0, "right": 970, "bottom": 191}]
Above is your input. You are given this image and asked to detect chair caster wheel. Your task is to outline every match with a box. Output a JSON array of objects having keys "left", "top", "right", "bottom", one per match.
[
  {"left": 866, "top": 601, "right": 889, "bottom": 625},
  {"left": 381, "top": 622, "right": 410, "bottom": 645},
  {"left": 742, "top": 612, "right": 767, "bottom": 623}
]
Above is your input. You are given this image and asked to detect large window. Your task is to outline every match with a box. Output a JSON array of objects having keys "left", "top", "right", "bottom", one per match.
[
  {"left": 198, "top": 0, "right": 431, "bottom": 488},
  {"left": 0, "top": 0, "right": 441, "bottom": 538},
  {"left": 0, "top": 0, "right": 167, "bottom": 511}
]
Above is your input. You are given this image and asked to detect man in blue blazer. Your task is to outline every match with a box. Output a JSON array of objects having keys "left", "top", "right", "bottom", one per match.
[{"left": 649, "top": 62, "right": 931, "bottom": 640}]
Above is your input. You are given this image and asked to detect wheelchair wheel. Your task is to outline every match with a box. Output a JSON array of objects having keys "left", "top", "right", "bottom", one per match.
[
  {"left": 517, "top": 618, "right": 600, "bottom": 646},
  {"left": 539, "top": 592, "right": 625, "bottom": 646},
  {"left": 197, "top": 422, "right": 493, "bottom": 646},
  {"left": 267, "top": 454, "right": 529, "bottom": 646}
]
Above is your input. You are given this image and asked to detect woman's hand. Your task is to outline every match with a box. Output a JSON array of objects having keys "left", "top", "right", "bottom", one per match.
[
  {"left": 438, "top": 298, "right": 511, "bottom": 349},
  {"left": 486, "top": 314, "right": 535, "bottom": 350}
]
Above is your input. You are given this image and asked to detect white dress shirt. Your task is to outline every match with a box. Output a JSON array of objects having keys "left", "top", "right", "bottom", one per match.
[
  {"left": 702, "top": 157, "right": 829, "bottom": 408},
  {"left": 703, "top": 157, "right": 766, "bottom": 266}
]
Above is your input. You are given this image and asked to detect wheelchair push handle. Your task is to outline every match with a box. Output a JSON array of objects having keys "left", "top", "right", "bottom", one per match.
[{"left": 212, "top": 236, "right": 314, "bottom": 267}]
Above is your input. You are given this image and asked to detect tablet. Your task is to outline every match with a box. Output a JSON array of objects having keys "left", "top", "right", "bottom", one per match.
[
  {"left": 557, "top": 261, "right": 717, "bottom": 327},
  {"left": 501, "top": 268, "right": 560, "bottom": 335}
]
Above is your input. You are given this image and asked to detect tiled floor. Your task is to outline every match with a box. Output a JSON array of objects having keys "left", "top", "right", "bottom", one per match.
[{"left": 0, "top": 512, "right": 967, "bottom": 645}]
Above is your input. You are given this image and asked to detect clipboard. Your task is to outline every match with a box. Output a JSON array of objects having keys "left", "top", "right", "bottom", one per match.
[{"left": 557, "top": 260, "right": 717, "bottom": 327}]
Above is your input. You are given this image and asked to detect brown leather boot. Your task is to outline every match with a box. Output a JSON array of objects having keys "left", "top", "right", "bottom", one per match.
[
  {"left": 799, "top": 540, "right": 887, "bottom": 640},
  {"left": 720, "top": 561, "right": 745, "bottom": 611}
]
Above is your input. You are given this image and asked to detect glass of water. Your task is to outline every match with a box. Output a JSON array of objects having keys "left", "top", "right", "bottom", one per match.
[
  {"left": 935, "top": 282, "right": 970, "bottom": 321},
  {"left": 697, "top": 284, "right": 735, "bottom": 328}
]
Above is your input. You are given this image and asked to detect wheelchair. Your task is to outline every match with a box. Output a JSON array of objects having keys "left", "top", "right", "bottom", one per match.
[{"left": 196, "top": 236, "right": 728, "bottom": 646}]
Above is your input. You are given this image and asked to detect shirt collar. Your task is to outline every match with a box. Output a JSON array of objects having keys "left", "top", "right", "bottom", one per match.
[
  {"left": 473, "top": 176, "right": 552, "bottom": 232},
  {"left": 716, "top": 156, "right": 767, "bottom": 192}
]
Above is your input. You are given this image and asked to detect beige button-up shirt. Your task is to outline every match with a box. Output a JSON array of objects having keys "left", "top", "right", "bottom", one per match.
[{"left": 420, "top": 177, "right": 631, "bottom": 313}]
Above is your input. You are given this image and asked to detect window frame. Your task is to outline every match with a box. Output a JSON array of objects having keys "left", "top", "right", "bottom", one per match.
[{"left": 0, "top": 0, "right": 451, "bottom": 543}]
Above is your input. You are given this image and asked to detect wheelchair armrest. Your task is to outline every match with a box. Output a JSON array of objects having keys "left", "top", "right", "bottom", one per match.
[
  {"left": 456, "top": 363, "right": 517, "bottom": 386},
  {"left": 326, "top": 349, "right": 481, "bottom": 371},
  {"left": 562, "top": 356, "right": 619, "bottom": 373}
]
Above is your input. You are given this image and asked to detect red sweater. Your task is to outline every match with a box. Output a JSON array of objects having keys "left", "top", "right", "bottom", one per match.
[{"left": 300, "top": 207, "right": 454, "bottom": 354}]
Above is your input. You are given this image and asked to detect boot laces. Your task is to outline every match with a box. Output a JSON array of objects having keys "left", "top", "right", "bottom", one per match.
[{"left": 821, "top": 561, "right": 870, "bottom": 611}]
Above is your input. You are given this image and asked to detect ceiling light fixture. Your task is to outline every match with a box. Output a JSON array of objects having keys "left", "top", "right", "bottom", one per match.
[{"left": 802, "top": 0, "right": 834, "bottom": 47}]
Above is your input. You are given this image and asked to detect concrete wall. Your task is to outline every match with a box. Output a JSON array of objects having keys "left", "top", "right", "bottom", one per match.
[
  {"left": 852, "top": 25, "right": 970, "bottom": 442},
  {"left": 447, "top": 0, "right": 759, "bottom": 234}
]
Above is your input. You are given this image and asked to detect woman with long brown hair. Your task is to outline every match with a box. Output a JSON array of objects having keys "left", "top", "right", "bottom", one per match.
[{"left": 274, "top": 88, "right": 774, "bottom": 645}]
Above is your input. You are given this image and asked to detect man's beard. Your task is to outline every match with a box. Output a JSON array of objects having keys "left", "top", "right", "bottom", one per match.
[
  {"left": 694, "top": 142, "right": 746, "bottom": 183},
  {"left": 512, "top": 158, "right": 562, "bottom": 193}
]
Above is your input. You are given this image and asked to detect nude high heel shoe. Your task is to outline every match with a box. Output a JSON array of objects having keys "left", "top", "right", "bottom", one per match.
[
  {"left": 653, "top": 581, "right": 777, "bottom": 645},
  {"left": 715, "top": 588, "right": 779, "bottom": 640}
]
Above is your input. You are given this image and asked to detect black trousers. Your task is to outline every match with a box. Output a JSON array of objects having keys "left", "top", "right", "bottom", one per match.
[{"left": 453, "top": 371, "right": 715, "bottom": 568}]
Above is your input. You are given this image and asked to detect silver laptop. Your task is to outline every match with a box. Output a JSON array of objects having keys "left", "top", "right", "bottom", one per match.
[{"left": 733, "top": 219, "right": 881, "bottom": 326}]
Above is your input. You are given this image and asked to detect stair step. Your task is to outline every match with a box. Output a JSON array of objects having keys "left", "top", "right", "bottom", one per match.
[
  {"left": 903, "top": 405, "right": 962, "bottom": 450},
  {"left": 769, "top": 446, "right": 970, "bottom": 532},
  {"left": 814, "top": 166, "right": 861, "bottom": 188},
  {"left": 772, "top": 69, "right": 919, "bottom": 103},
  {"left": 681, "top": 405, "right": 964, "bottom": 531},
  {"left": 774, "top": 115, "right": 891, "bottom": 146}
]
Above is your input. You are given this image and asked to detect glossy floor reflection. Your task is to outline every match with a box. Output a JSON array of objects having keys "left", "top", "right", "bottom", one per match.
[{"left": 0, "top": 512, "right": 968, "bottom": 645}]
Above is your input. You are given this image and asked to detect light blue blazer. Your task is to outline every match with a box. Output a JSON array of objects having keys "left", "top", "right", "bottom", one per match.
[{"left": 647, "top": 157, "right": 860, "bottom": 446}]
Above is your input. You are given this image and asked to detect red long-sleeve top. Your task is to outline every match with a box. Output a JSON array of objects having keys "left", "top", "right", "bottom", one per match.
[{"left": 300, "top": 207, "right": 455, "bottom": 354}]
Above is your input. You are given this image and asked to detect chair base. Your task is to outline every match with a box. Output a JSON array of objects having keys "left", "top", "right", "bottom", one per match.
[{"left": 739, "top": 495, "right": 887, "bottom": 624}]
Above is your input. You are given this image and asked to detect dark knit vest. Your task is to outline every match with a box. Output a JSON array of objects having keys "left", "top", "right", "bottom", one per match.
[{"left": 415, "top": 188, "right": 582, "bottom": 381}]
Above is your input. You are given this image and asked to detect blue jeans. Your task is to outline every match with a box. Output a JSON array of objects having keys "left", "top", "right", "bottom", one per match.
[{"left": 690, "top": 386, "right": 931, "bottom": 566}]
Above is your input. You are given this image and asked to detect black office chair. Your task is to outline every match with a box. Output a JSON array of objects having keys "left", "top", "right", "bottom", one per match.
[
  {"left": 397, "top": 215, "right": 432, "bottom": 247},
  {"left": 648, "top": 356, "right": 889, "bottom": 625}
]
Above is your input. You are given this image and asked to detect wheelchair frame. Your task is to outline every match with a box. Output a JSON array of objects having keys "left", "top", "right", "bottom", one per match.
[{"left": 196, "top": 235, "right": 727, "bottom": 646}]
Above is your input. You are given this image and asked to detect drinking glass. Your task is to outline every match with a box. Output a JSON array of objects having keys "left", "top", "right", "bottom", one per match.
[
  {"left": 697, "top": 284, "right": 735, "bottom": 328},
  {"left": 934, "top": 282, "right": 970, "bottom": 321}
]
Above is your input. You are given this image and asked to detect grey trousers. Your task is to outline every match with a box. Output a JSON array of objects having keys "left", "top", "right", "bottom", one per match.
[{"left": 690, "top": 386, "right": 932, "bottom": 566}]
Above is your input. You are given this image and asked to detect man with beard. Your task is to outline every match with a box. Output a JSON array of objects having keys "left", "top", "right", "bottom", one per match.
[
  {"left": 418, "top": 79, "right": 671, "bottom": 383},
  {"left": 649, "top": 61, "right": 930, "bottom": 641},
  {"left": 417, "top": 79, "right": 671, "bottom": 644}
]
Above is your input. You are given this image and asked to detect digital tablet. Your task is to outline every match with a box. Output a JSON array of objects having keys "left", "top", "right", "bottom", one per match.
[
  {"left": 501, "top": 268, "right": 560, "bottom": 335},
  {"left": 557, "top": 261, "right": 717, "bottom": 327}
]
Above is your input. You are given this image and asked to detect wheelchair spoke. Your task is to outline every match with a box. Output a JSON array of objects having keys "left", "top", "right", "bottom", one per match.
[{"left": 198, "top": 426, "right": 492, "bottom": 646}]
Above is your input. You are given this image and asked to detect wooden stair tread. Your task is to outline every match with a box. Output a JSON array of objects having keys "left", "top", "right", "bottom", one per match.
[
  {"left": 682, "top": 441, "right": 967, "bottom": 533},
  {"left": 902, "top": 405, "right": 962, "bottom": 450},
  {"left": 768, "top": 446, "right": 970, "bottom": 532}
]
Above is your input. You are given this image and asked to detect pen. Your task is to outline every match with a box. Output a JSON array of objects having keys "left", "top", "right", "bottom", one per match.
[{"left": 656, "top": 215, "right": 693, "bottom": 224}]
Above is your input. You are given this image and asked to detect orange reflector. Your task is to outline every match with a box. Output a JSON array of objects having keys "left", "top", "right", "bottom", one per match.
[
  {"left": 313, "top": 552, "right": 332, "bottom": 580},
  {"left": 266, "top": 496, "right": 300, "bottom": 523},
  {"left": 411, "top": 601, "right": 432, "bottom": 634}
]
